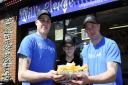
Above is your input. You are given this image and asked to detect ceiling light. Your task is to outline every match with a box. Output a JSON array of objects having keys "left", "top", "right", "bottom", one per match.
[{"left": 109, "top": 25, "right": 128, "bottom": 29}]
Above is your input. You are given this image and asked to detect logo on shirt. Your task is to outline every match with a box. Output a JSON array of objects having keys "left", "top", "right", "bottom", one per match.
[
  {"left": 89, "top": 52, "right": 102, "bottom": 59},
  {"left": 37, "top": 43, "right": 55, "bottom": 53}
]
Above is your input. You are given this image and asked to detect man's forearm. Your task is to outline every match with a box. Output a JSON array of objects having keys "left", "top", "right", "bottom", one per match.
[
  {"left": 88, "top": 71, "right": 116, "bottom": 84},
  {"left": 88, "top": 62, "right": 117, "bottom": 84},
  {"left": 18, "top": 70, "right": 52, "bottom": 83}
]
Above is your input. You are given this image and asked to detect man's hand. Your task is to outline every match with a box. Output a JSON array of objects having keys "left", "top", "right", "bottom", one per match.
[
  {"left": 49, "top": 70, "right": 67, "bottom": 82},
  {"left": 70, "top": 73, "right": 90, "bottom": 85}
]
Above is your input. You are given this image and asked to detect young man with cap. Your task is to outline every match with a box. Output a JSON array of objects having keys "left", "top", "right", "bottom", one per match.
[
  {"left": 70, "top": 15, "right": 123, "bottom": 85},
  {"left": 17, "top": 9, "right": 64, "bottom": 85},
  {"left": 59, "top": 33, "right": 82, "bottom": 66}
]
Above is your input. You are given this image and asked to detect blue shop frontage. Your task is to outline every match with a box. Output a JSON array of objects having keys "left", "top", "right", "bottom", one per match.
[{"left": 17, "top": 0, "right": 128, "bottom": 84}]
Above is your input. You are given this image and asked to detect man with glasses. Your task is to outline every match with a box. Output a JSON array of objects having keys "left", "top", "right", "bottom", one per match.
[
  {"left": 17, "top": 9, "right": 64, "bottom": 85},
  {"left": 70, "top": 15, "right": 123, "bottom": 85}
]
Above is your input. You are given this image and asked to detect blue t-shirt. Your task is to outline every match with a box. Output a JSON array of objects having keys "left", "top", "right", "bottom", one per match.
[
  {"left": 17, "top": 33, "right": 57, "bottom": 85},
  {"left": 81, "top": 37, "right": 123, "bottom": 85}
]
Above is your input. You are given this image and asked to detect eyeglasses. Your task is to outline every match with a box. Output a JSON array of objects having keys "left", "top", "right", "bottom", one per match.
[{"left": 64, "top": 46, "right": 74, "bottom": 50}]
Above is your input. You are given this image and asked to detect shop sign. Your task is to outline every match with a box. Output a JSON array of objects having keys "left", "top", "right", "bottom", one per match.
[{"left": 19, "top": 0, "right": 117, "bottom": 25}]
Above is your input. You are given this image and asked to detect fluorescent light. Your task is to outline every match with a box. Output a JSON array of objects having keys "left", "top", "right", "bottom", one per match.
[
  {"left": 109, "top": 25, "right": 128, "bottom": 29},
  {"left": 67, "top": 27, "right": 77, "bottom": 31},
  {"left": 75, "top": 32, "right": 81, "bottom": 35}
]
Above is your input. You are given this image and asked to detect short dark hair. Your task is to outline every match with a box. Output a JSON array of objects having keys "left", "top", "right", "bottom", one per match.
[
  {"left": 37, "top": 9, "right": 51, "bottom": 19},
  {"left": 83, "top": 15, "right": 99, "bottom": 27}
]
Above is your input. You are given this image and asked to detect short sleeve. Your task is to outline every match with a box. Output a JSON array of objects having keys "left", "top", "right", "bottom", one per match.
[
  {"left": 106, "top": 42, "right": 121, "bottom": 63},
  {"left": 17, "top": 36, "right": 33, "bottom": 59},
  {"left": 81, "top": 45, "right": 89, "bottom": 65}
]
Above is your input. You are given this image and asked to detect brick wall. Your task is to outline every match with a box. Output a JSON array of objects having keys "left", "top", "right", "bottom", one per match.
[{"left": 0, "top": 15, "right": 17, "bottom": 84}]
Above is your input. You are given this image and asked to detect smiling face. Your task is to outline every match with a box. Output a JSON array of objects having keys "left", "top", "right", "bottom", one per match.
[
  {"left": 63, "top": 43, "right": 76, "bottom": 57},
  {"left": 84, "top": 22, "right": 100, "bottom": 41},
  {"left": 35, "top": 14, "right": 51, "bottom": 37}
]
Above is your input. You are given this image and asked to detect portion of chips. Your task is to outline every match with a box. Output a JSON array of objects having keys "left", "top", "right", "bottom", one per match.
[{"left": 57, "top": 62, "right": 88, "bottom": 74}]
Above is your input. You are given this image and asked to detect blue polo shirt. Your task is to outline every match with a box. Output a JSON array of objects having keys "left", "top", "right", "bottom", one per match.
[
  {"left": 81, "top": 37, "right": 123, "bottom": 85},
  {"left": 18, "top": 33, "right": 57, "bottom": 85}
]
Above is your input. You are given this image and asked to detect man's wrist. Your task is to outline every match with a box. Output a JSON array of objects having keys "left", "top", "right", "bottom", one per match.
[
  {"left": 47, "top": 73, "right": 53, "bottom": 79},
  {"left": 41, "top": 73, "right": 53, "bottom": 80},
  {"left": 88, "top": 76, "right": 94, "bottom": 84}
]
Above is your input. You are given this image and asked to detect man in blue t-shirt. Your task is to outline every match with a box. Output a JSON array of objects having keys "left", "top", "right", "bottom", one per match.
[
  {"left": 17, "top": 10, "right": 64, "bottom": 85},
  {"left": 70, "top": 15, "right": 123, "bottom": 85}
]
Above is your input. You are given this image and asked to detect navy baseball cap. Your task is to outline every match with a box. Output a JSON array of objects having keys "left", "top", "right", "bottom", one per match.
[
  {"left": 83, "top": 15, "right": 99, "bottom": 27},
  {"left": 37, "top": 9, "right": 51, "bottom": 19},
  {"left": 63, "top": 34, "right": 76, "bottom": 46}
]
